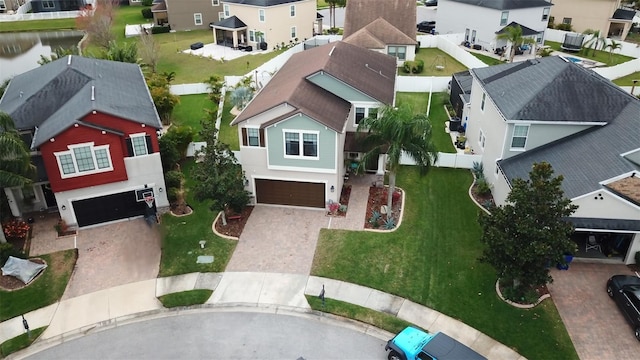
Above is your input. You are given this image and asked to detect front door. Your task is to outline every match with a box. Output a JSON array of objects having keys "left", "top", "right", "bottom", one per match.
[{"left": 41, "top": 184, "right": 57, "bottom": 208}]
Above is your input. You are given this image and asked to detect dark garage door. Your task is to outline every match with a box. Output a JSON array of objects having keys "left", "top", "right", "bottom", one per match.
[
  {"left": 255, "top": 179, "right": 325, "bottom": 208},
  {"left": 73, "top": 191, "right": 148, "bottom": 227}
]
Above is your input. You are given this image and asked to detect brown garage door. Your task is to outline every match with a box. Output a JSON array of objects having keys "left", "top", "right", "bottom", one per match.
[{"left": 255, "top": 179, "right": 325, "bottom": 208}]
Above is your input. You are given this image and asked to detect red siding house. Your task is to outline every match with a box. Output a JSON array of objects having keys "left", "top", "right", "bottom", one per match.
[{"left": 0, "top": 55, "right": 168, "bottom": 228}]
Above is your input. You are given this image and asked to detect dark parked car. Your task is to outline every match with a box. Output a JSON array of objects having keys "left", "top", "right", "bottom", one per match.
[
  {"left": 607, "top": 275, "right": 640, "bottom": 341},
  {"left": 417, "top": 21, "right": 436, "bottom": 33},
  {"left": 424, "top": 0, "right": 438, "bottom": 6}
]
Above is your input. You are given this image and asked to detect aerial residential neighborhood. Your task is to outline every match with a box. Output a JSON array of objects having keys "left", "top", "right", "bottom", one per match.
[{"left": 0, "top": 0, "right": 639, "bottom": 358}]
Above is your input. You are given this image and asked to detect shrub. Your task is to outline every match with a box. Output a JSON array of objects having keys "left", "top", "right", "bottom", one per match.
[
  {"left": 2, "top": 219, "right": 30, "bottom": 241},
  {"left": 338, "top": 204, "right": 348, "bottom": 213},
  {"left": 164, "top": 170, "right": 184, "bottom": 189},
  {"left": 328, "top": 202, "right": 340, "bottom": 214},
  {"left": 368, "top": 210, "right": 382, "bottom": 228},
  {"left": 0, "top": 243, "right": 25, "bottom": 265},
  {"left": 159, "top": 135, "right": 180, "bottom": 171},
  {"left": 555, "top": 23, "right": 573, "bottom": 31},
  {"left": 141, "top": 8, "right": 152, "bottom": 19},
  {"left": 167, "top": 187, "right": 179, "bottom": 203},
  {"left": 471, "top": 161, "right": 484, "bottom": 179},
  {"left": 142, "top": 0, "right": 153, "bottom": 6},
  {"left": 412, "top": 59, "right": 424, "bottom": 73},
  {"left": 402, "top": 61, "right": 412, "bottom": 74},
  {"left": 475, "top": 177, "right": 492, "bottom": 196},
  {"left": 151, "top": 26, "right": 171, "bottom": 34},
  {"left": 383, "top": 218, "right": 396, "bottom": 230}
]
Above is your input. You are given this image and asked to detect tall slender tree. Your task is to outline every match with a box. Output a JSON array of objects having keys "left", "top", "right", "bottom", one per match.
[
  {"left": 326, "top": 0, "right": 346, "bottom": 30},
  {"left": 496, "top": 25, "right": 536, "bottom": 62},
  {"left": 605, "top": 39, "right": 623, "bottom": 64},
  {"left": 0, "top": 112, "right": 34, "bottom": 243},
  {"left": 582, "top": 29, "right": 605, "bottom": 57},
  {"left": 357, "top": 104, "right": 438, "bottom": 221}
]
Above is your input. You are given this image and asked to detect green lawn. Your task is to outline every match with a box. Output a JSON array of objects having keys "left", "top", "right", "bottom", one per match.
[
  {"left": 396, "top": 92, "right": 455, "bottom": 153},
  {"left": 0, "top": 19, "right": 76, "bottom": 32},
  {"left": 0, "top": 327, "right": 46, "bottom": 357},
  {"left": 172, "top": 94, "right": 216, "bottom": 140},
  {"left": 158, "top": 289, "right": 213, "bottom": 307},
  {"left": 218, "top": 96, "right": 240, "bottom": 150},
  {"left": 159, "top": 160, "right": 237, "bottom": 277},
  {"left": 311, "top": 166, "right": 577, "bottom": 360},
  {"left": 612, "top": 71, "right": 640, "bottom": 86},
  {"left": 470, "top": 52, "right": 505, "bottom": 66},
  {"left": 544, "top": 40, "right": 634, "bottom": 66},
  {"left": 112, "top": 4, "right": 148, "bottom": 43},
  {"left": 400, "top": 48, "right": 468, "bottom": 76},
  {"left": 0, "top": 250, "right": 77, "bottom": 322}
]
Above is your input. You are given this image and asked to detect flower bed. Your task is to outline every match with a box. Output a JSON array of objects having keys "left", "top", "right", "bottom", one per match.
[{"left": 364, "top": 187, "right": 402, "bottom": 229}]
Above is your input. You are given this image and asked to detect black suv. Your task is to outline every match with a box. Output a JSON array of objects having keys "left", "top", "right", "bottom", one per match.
[
  {"left": 607, "top": 275, "right": 640, "bottom": 341},
  {"left": 417, "top": 21, "right": 436, "bottom": 33}
]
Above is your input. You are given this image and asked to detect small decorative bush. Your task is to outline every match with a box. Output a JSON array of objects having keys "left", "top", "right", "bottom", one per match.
[
  {"left": 2, "top": 219, "right": 30, "bottom": 241},
  {"left": 368, "top": 210, "right": 382, "bottom": 228},
  {"left": 471, "top": 161, "right": 484, "bottom": 179},
  {"left": 339, "top": 204, "right": 348, "bottom": 213},
  {"left": 475, "top": 177, "right": 492, "bottom": 196},
  {"left": 402, "top": 61, "right": 412, "bottom": 74},
  {"left": 383, "top": 218, "right": 396, "bottom": 230},
  {"left": 167, "top": 187, "right": 180, "bottom": 203},
  {"left": 141, "top": 8, "right": 153, "bottom": 19},
  {"left": 328, "top": 202, "right": 340, "bottom": 214},
  {"left": 164, "top": 170, "right": 184, "bottom": 189},
  {"left": 555, "top": 23, "right": 573, "bottom": 31},
  {"left": 412, "top": 59, "right": 424, "bottom": 73},
  {"left": 151, "top": 26, "right": 171, "bottom": 34}
]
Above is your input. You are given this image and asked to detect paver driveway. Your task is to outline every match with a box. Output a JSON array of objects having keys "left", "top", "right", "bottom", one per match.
[
  {"left": 225, "top": 206, "right": 330, "bottom": 274},
  {"left": 548, "top": 262, "right": 638, "bottom": 360}
]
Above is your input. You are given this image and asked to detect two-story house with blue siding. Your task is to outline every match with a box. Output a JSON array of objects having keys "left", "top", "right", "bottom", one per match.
[
  {"left": 231, "top": 41, "right": 397, "bottom": 208},
  {"left": 465, "top": 55, "right": 640, "bottom": 265}
]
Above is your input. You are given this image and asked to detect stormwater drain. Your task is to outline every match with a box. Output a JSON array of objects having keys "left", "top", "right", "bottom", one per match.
[{"left": 197, "top": 255, "right": 214, "bottom": 264}]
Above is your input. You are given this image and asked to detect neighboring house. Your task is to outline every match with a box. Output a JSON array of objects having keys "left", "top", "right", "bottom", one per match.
[
  {"left": 160, "top": 0, "right": 224, "bottom": 31},
  {"left": 0, "top": 0, "right": 25, "bottom": 13},
  {"left": 342, "top": 0, "right": 417, "bottom": 64},
  {"left": 0, "top": 56, "right": 169, "bottom": 228},
  {"left": 436, "top": 0, "right": 552, "bottom": 51},
  {"left": 449, "top": 70, "right": 472, "bottom": 120},
  {"left": 549, "top": 0, "right": 635, "bottom": 40},
  {"left": 30, "top": 0, "right": 86, "bottom": 12},
  {"left": 464, "top": 55, "right": 640, "bottom": 264},
  {"left": 210, "top": 0, "right": 316, "bottom": 50},
  {"left": 230, "top": 41, "right": 396, "bottom": 208}
]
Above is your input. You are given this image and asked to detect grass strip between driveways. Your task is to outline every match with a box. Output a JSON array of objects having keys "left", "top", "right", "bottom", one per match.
[
  {"left": 159, "top": 159, "right": 237, "bottom": 277},
  {"left": 158, "top": 289, "right": 213, "bottom": 308},
  {"left": 311, "top": 166, "right": 577, "bottom": 359},
  {"left": 0, "top": 249, "right": 77, "bottom": 322},
  {"left": 305, "top": 295, "right": 414, "bottom": 335},
  {"left": 0, "top": 326, "right": 46, "bottom": 358}
]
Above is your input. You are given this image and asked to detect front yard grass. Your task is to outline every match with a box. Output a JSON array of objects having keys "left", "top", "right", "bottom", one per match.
[
  {"left": 159, "top": 160, "right": 237, "bottom": 277},
  {"left": 612, "top": 71, "right": 640, "bottom": 86},
  {"left": 0, "top": 249, "right": 77, "bottom": 322},
  {"left": 0, "top": 326, "right": 46, "bottom": 357},
  {"left": 544, "top": 40, "right": 634, "bottom": 65},
  {"left": 396, "top": 92, "right": 455, "bottom": 153},
  {"left": 400, "top": 48, "right": 468, "bottom": 76},
  {"left": 311, "top": 166, "right": 577, "bottom": 359}
]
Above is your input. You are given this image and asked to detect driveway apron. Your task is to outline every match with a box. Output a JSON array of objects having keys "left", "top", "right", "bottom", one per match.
[
  {"left": 226, "top": 206, "right": 329, "bottom": 274},
  {"left": 548, "top": 262, "right": 637, "bottom": 360},
  {"left": 61, "top": 219, "right": 161, "bottom": 300}
]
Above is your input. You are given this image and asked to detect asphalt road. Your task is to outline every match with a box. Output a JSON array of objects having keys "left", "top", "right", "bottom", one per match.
[
  {"left": 318, "top": 5, "right": 437, "bottom": 28},
  {"left": 26, "top": 312, "right": 388, "bottom": 360}
]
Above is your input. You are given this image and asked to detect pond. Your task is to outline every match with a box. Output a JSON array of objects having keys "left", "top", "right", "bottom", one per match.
[{"left": 0, "top": 30, "right": 84, "bottom": 83}]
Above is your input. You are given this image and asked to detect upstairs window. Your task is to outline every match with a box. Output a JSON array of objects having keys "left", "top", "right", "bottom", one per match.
[
  {"left": 480, "top": 93, "right": 486, "bottom": 111},
  {"left": 126, "top": 133, "right": 154, "bottom": 157},
  {"left": 500, "top": 11, "right": 509, "bottom": 26},
  {"left": 284, "top": 130, "right": 318, "bottom": 159},
  {"left": 355, "top": 107, "right": 366, "bottom": 124},
  {"left": 194, "top": 13, "right": 203, "bottom": 26},
  {"left": 223, "top": 4, "right": 230, "bottom": 17},
  {"left": 290, "top": 5, "right": 295, "bottom": 17},
  {"left": 511, "top": 125, "right": 529, "bottom": 149},
  {"left": 259, "top": 9, "right": 265, "bottom": 22},
  {"left": 55, "top": 143, "right": 113, "bottom": 178},
  {"left": 542, "top": 7, "right": 550, "bottom": 21},
  {"left": 242, "top": 128, "right": 264, "bottom": 147},
  {"left": 212, "top": 0, "right": 219, "bottom": 5}
]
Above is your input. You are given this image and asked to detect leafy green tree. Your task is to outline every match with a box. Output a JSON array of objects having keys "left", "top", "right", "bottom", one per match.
[
  {"left": 582, "top": 29, "right": 605, "bottom": 57},
  {"left": 605, "top": 39, "right": 623, "bottom": 64},
  {"left": 103, "top": 40, "right": 139, "bottom": 63},
  {"left": 204, "top": 75, "right": 224, "bottom": 104},
  {"left": 357, "top": 104, "right": 438, "bottom": 221},
  {"left": 192, "top": 117, "right": 250, "bottom": 225},
  {"left": 146, "top": 73, "right": 179, "bottom": 124},
  {"left": 229, "top": 87, "right": 253, "bottom": 110},
  {"left": 479, "top": 162, "right": 578, "bottom": 297},
  {"left": 38, "top": 46, "right": 80, "bottom": 65},
  {"left": 496, "top": 25, "right": 536, "bottom": 62},
  {"left": 0, "top": 112, "right": 34, "bottom": 243}
]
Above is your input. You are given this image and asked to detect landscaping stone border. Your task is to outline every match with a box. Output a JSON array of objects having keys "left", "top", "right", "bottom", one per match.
[{"left": 495, "top": 279, "right": 550, "bottom": 309}]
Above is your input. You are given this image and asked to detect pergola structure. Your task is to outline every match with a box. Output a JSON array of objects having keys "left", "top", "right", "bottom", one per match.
[{"left": 209, "top": 16, "right": 248, "bottom": 49}]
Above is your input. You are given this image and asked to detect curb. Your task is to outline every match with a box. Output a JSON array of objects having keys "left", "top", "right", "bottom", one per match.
[{"left": 211, "top": 211, "right": 240, "bottom": 240}]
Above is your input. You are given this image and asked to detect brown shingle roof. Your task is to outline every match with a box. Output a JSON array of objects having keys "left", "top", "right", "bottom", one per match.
[
  {"left": 232, "top": 41, "right": 396, "bottom": 132},
  {"left": 605, "top": 175, "right": 640, "bottom": 206},
  {"left": 344, "top": 17, "right": 417, "bottom": 48},
  {"left": 343, "top": 0, "right": 416, "bottom": 41}
]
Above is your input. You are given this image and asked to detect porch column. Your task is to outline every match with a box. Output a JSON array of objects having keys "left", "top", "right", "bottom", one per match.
[
  {"left": 212, "top": 27, "right": 217, "bottom": 44},
  {"left": 232, "top": 31, "right": 239, "bottom": 48},
  {"left": 4, "top": 187, "right": 22, "bottom": 217}
]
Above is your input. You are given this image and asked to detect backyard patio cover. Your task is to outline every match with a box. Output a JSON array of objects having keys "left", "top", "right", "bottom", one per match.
[{"left": 495, "top": 21, "right": 539, "bottom": 36}]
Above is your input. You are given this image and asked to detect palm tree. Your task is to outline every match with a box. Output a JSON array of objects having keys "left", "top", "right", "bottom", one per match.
[
  {"left": 0, "top": 111, "right": 34, "bottom": 243},
  {"left": 496, "top": 25, "right": 536, "bottom": 62},
  {"left": 582, "top": 29, "right": 605, "bottom": 57},
  {"left": 357, "top": 104, "right": 438, "bottom": 221},
  {"left": 327, "top": 0, "right": 346, "bottom": 30},
  {"left": 605, "top": 39, "right": 623, "bottom": 64}
]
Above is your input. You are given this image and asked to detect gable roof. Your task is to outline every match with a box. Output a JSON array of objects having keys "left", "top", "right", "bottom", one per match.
[
  {"left": 231, "top": 41, "right": 396, "bottom": 131},
  {"left": 343, "top": 0, "right": 416, "bottom": 41},
  {"left": 612, "top": 8, "right": 635, "bottom": 21},
  {"left": 344, "top": 17, "right": 418, "bottom": 48},
  {"left": 223, "top": 0, "right": 303, "bottom": 6},
  {"left": 0, "top": 55, "right": 161, "bottom": 148},
  {"left": 210, "top": 15, "right": 247, "bottom": 29},
  {"left": 470, "top": 56, "right": 632, "bottom": 122},
  {"left": 496, "top": 21, "right": 540, "bottom": 36},
  {"left": 498, "top": 98, "right": 640, "bottom": 199},
  {"left": 448, "top": 0, "right": 552, "bottom": 10}
]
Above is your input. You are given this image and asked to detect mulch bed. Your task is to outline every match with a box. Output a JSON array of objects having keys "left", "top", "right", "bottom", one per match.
[
  {"left": 214, "top": 206, "right": 254, "bottom": 238},
  {"left": 327, "top": 185, "right": 352, "bottom": 217},
  {"left": 0, "top": 258, "right": 46, "bottom": 291},
  {"left": 471, "top": 183, "right": 495, "bottom": 211},
  {"left": 170, "top": 202, "right": 193, "bottom": 216},
  {"left": 364, "top": 186, "right": 403, "bottom": 229}
]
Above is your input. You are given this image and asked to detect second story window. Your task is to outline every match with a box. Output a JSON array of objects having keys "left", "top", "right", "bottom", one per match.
[
  {"left": 284, "top": 131, "right": 318, "bottom": 159},
  {"left": 259, "top": 9, "right": 265, "bottom": 22},
  {"left": 223, "top": 4, "right": 230, "bottom": 18},
  {"left": 212, "top": 0, "right": 219, "bottom": 6},
  {"left": 542, "top": 7, "right": 550, "bottom": 21},
  {"left": 500, "top": 11, "right": 509, "bottom": 26},
  {"left": 355, "top": 107, "right": 366, "bottom": 124},
  {"left": 242, "top": 128, "right": 264, "bottom": 147},
  {"left": 126, "top": 133, "right": 153, "bottom": 157},
  {"left": 480, "top": 93, "right": 486, "bottom": 111},
  {"left": 194, "top": 13, "right": 203, "bottom": 26},
  {"left": 511, "top": 125, "right": 529, "bottom": 149},
  {"left": 290, "top": 5, "right": 295, "bottom": 17},
  {"left": 55, "top": 142, "right": 113, "bottom": 178}
]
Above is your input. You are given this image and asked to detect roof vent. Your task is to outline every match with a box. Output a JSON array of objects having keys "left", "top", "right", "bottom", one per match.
[
  {"left": 67, "top": 55, "right": 72, "bottom": 66},
  {"left": 19, "top": 91, "right": 23, "bottom": 98},
  {"left": 91, "top": 86, "right": 95, "bottom": 101},
  {"left": 328, "top": 46, "right": 336, "bottom": 57}
]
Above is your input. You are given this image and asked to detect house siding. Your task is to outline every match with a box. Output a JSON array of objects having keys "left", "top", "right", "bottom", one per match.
[
  {"left": 306, "top": 73, "right": 378, "bottom": 103},
  {"left": 166, "top": 0, "right": 223, "bottom": 31},
  {"left": 572, "top": 191, "right": 640, "bottom": 221},
  {"left": 549, "top": 0, "right": 620, "bottom": 36},
  {"left": 502, "top": 122, "right": 593, "bottom": 158}
]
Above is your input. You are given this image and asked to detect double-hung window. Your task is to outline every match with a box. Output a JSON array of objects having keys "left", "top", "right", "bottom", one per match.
[
  {"left": 194, "top": 13, "right": 203, "bottom": 26},
  {"left": 387, "top": 46, "right": 406, "bottom": 60},
  {"left": 500, "top": 11, "right": 509, "bottom": 26},
  {"left": 290, "top": 5, "right": 295, "bottom": 17},
  {"left": 55, "top": 143, "right": 113, "bottom": 178},
  {"left": 291, "top": 26, "right": 297, "bottom": 39},
  {"left": 0, "top": 1, "right": 6, "bottom": 10},
  {"left": 42, "top": 1, "right": 55, "bottom": 9},
  {"left": 542, "top": 7, "right": 550, "bottom": 21},
  {"left": 480, "top": 93, "right": 486, "bottom": 111},
  {"left": 511, "top": 125, "right": 529, "bottom": 149},
  {"left": 131, "top": 134, "right": 149, "bottom": 156},
  {"left": 212, "top": 0, "right": 220, "bottom": 6},
  {"left": 248, "top": 128, "right": 260, "bottom": 146},
  {"left": 355, "top": 107, "right": 366, "bottom": 124},
  {"left": 223, "top": 4, "right": 230, "bottom": 18},
  {"left": 259, "top": 9, "right": 265, "bottom": 22},
  {"left": 284, "top": 130, "right": 318, "bottom": 159},
  {"left": 478, "top": 129, "right": 486, "bottom": 149}
]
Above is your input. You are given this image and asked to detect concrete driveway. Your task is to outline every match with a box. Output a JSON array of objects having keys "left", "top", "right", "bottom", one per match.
[
  {"left": 225, "top": 206, "right": 329, "bottom": 274},
  {"left": 548, "top": 262, "right": 638, "bottom": 359}
]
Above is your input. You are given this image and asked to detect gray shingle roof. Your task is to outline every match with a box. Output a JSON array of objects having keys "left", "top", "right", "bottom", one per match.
[
  {"left": 565, "top": 217, "right": 640, "bottom": 232},
  {"left": 496, "top": 21, "right": 540, "bottom": 36},
  {"left": 612, "top": 9, "right": 635, "bottom": 21},
  {"left": 449, "top": 0, "right": 552, "bottom": 10},
  {"left": 210, "top": 15, "right": 247, "bottom": 29},
  {"left": 223, "top": 0, "right": 303, "bottom": 6},
  {"left": 453, "top": 70, "right": 473, "bottom": 94},
  {"left": 498, "top": 99, "right": 640, "bottom": 199},
  {"left": 471, "top": 56, "right": 631, "bottom": 122},
  {"left": 0, "top": 56, "right": 161, "bottom": 149},
  {"left": 231, "top": 41, "right": 396, "bottom": 132}
]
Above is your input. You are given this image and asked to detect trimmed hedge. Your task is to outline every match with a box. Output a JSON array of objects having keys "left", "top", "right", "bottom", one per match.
[{"left": 151, "top": 26, "right": 171, "bottom": 34}]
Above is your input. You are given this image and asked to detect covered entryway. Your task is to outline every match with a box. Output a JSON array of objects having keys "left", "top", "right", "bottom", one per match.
[
  {"left": 255, "top": 179, "right": 325, "bottom": 208},
  {"left": 72, "top": 190, "right": 149, "bottom": 227}
]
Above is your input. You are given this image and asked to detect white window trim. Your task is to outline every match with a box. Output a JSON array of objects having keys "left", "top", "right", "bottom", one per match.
[
  {"left": 478, "top": 129, "right": 486, "bottom": 150},
  {"left": 42, "top": 1, "right": 55, "bottom": 9},
  {"left": 194, "top": 13, "right": 203, "bottom": 26},
  {"left": 130, "top": 133, "right": 150, "bottom": 157},
  {"left": 0, "top": 1, "right": 6, "bottom": 10},
  {"left": 259, "top": 9, "right": 265, "bottom": 22},
  {"left": 500, "top": 11, "right": 509, "bottom": 26},
  {"left": 282, "top": 129, "right": 319, "bottom": 160},
  {"left": 353, "top": 106, "right": 378, "bottom": 126},
  {"left": 542, "top": 7, "right": 550, "bottom": 21},
  {"left": 247, "top": 127, "right": 260, "bottom": 147},
  {"left": 211, "top": 0, "right": 220, "bottom": 6},
  {"left": 291, "top": 26, "right": 297, "bottom": 39},
  {"left": 480, "top": 93, "right": 486, "bottom": 112},
  {"left": 223, "top": 4, "right": 230, "bottom": 17},
  {"left": 510, "top": 124, "right": 529, "bottom": 151},
  {"left": 218, "top": 11, "right": 225, "bottom": 21},
  {"left": 54, "top": 142, "right": 113, "bottom": 179},
  {"left": 290, "top": 4, "right": 295, "bottom": 17},
  {"left": 387, "top": 45, "right": 407, "bottom": 60}
]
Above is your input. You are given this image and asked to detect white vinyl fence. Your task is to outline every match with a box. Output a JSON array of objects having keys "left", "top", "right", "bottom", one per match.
[
  {"left": 169, "top": 83, "right": 209, "bottom": 95},
  {"left": 400, "top": 151, "right": 481, "bottom": 169},
  {"left": 592, "top": 58, "right": 640, "bottom": 80},
  {"left": 545, "top": 28, "right": 640, "bottom": 59}
]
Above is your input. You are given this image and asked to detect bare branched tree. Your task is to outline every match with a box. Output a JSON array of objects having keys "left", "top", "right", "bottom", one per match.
[
  {"left": 76, "top": 0, "right": 119, "bottom": 49},
  {"left": 138, "top": 28, "right": 160, "bottom": 73}
]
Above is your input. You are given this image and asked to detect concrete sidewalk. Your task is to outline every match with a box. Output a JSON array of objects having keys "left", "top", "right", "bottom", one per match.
[{"left": 1, "top": 272, "right": 525, "bottom": 360}]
